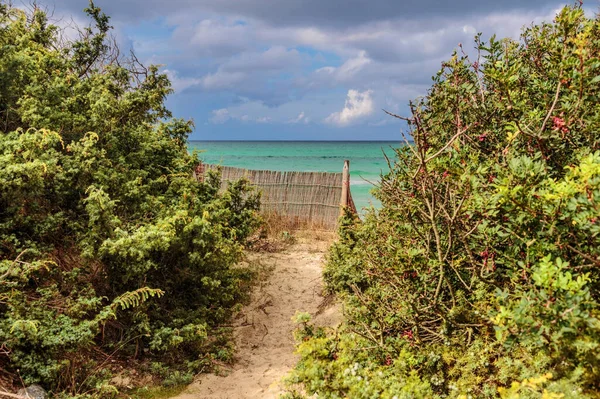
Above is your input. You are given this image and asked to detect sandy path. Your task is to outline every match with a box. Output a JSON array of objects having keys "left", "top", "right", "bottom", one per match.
[{"left": 170, "top": 240, "right": 340, "bottom": 399}]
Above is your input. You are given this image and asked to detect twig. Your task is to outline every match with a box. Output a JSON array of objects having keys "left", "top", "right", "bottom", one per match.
[
  {"left": 382, "top": 109, "right": 415, "bottom": 123},
  {"left": 424, "top": 125, "right": 472, "bottom": 163},
  {"left": 540, "top": 44, "right": 566, "bottom": 135},
  {"left": 77, "top": 333, "right": 148, "bottom": 394},
  {"left": 0, "top": 391, "right": 28, "bottom": 399},
  {"left": 539, "top": 78, "right": 562, "bottom": 134},
  {"left": 566, "top": 245, "right": 600, "bottom": 267},
  {"left": 0, "top": 250, "right": 29, "bottom": 281}
]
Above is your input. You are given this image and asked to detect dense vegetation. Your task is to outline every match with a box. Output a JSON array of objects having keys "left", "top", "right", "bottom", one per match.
[
  {"left": 288, "top": 5, "right": 600, "bottom": 398},
  {"left": 0, "top": 3, "right": 259, "bottom": 397}
]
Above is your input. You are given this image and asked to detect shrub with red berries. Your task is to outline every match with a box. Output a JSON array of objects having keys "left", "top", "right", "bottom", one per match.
[{"left": 289, "top": 5, "right": 600, "bottom": 399}]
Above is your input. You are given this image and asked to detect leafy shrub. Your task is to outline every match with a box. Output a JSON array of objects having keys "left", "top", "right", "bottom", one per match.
[
  {"left": 289, "top": 4, "right": 600, "bottom": 398},
  {"left": 0, "top": 3, "right": 259, "bottom": 396}
]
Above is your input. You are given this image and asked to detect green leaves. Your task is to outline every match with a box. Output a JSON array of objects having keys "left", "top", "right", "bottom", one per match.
[
  {"left": 0, "top": 2, "right": 260, "bottom": 395},
  {"left": 111, "top": 287, "right": 164, "bottom": 311},
  {"left": 10, "top": 320, "right": 40, "bottom": 334},
  {"left": 531, "top": 256, "right": 588, "bottom": 292},
  {"left": 289, "top": 4, "right": 600, "bottom": 398}
]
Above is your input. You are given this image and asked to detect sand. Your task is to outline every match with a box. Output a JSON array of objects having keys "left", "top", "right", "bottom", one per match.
[{"left": 169, "top": 239, "right": 340, "bottom": 399}]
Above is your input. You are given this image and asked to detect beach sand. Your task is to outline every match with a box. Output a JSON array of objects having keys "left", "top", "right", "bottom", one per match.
[{"left": 169, "top": 237, "right": 340, "bottom": 399}]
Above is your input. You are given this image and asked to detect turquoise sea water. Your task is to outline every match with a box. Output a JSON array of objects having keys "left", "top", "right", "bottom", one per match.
[{"left": 187, "top": 141, "right": 401, "bottom": 211}]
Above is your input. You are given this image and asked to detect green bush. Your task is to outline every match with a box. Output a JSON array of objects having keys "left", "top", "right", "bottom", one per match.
[
  {"left": 289, "top": 4, "right": 600, "bottom": 398},
  {"left": 0, "top": 3, "right": 259, "bottom": 396}
]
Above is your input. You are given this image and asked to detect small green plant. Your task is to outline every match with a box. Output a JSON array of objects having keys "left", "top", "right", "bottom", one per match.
[{"left": 281, "top": 231, "right": 296, "bottom": 244}]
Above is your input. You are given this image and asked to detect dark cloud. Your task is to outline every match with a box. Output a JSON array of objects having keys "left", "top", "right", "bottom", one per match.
[
  {"left": 53, "top": 0, "right": 564, "bottom": 28},
  {"left": 195, "top": 0, "right": 565, "bottom": 27}
]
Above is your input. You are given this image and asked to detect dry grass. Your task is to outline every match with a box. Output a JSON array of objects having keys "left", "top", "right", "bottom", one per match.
[
  {"left": 261, "top": 211, "right": 337, "bottom": 237},
  {"left": 247, "top": 212, "right": 337, "bottom": 253}
]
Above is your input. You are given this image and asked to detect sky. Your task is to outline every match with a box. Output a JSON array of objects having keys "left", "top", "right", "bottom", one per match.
[{"left": 47, "top": 0, "right": 577, "bottom": 141}]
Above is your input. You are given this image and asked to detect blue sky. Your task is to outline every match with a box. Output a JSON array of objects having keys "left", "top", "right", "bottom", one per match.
[{"left": 51, "top": 0, "right": 571, "bottom": 140}]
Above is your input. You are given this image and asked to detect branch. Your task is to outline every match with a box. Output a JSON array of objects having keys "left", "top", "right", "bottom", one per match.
[
  {"left": 0, "top": 250, "right": 29, "bottom": 281},
  {"left": 540, "top": 44, "right": 566, "bottom": 134},
  {"left": 0, "top": 391, "right": 28, "bottom": 399},
  {"left": 566, "top": 245, "right": 600, "bottom": 267},
  {"left": 424, "top": 125, "right": 472, "bottom": 163},
  {"left": 382, "top": 109, "right": 415, "bottom": 123},
  {"left": 399, "top": 130, "right": 418, "bottom": 157},
  {"left": 539, "top": 78, "right": 562, "bottom": 134}
]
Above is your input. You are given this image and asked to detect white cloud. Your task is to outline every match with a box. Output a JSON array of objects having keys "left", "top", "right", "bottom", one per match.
[
  {"left": 315, "top": 51, "right": 372, "bottom": 83},
  {"left": 222, "top": 46, "right": 301, "bottom": 72},
  {"left": 325, "top": 89, "right": 374, "bottom": 126},
  {"left": 288, "top": 111, "right": 310, "bottom": 124},
  {"left": 201, "top": 70, "right": 246, "bottom": 90},
  {"left": 128, "top": 4, "right": 563, "bottom": 129},
  {"left": 138, "top": 3, "right": 563, "bottom": 118},
  {"left": 336, "top": 51, "right": 372, "bottom": 80},
  {"left": 210, "top": 108, "right": 230, "bottom": 124},
  {"left": 462, "top": 25, "right": 476, "bottom": 34},
  {"left": 210, "top": 108, "right": 273, "bottom": 124},
  {"left": 256, "top": 116, "right": 272, "bottom": 123},
  {"left": 184, "top": 19, "right": 253, "bottom": 57},
  {"left": 316, "top": 66, "right": 336, "bottom": 74},
  {"left": 167, "top": 45, "right": 301, "bottom": 94},
  {"left": 164, "top": 69, "right": 202, "bottom": 92},
  {"left": 165, "top": 68, "right": 249, "bottom": 92},
  {"left": 53, "top": 2, "right": 563, "bottom": 96}
]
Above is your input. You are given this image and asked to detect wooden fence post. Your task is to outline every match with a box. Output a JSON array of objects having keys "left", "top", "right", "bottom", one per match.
[
  {"left": 340, "top": 160, "right": 350, "bottom": 217},
  {"left": 194, "top": 162, "right": 205, "bottom": 182}
]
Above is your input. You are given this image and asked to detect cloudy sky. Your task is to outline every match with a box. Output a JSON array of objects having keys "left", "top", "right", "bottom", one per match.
[{"left": 49, "top": 0, "right": 571, "bottom": 140}]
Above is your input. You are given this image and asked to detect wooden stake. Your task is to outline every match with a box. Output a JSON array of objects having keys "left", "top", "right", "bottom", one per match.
[{"left": 340, "top": 160, "right": 350, "bottom": 217}]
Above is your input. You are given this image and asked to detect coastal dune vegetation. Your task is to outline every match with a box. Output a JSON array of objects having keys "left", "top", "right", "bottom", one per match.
[
  {"left": 1, "top": 1, "right": 600, "bottom": 399},
  {"left": 0, "top": 2, "right": 260, "bottom": 397},
  {"left": 287, "top": 4, "right": 600, "bottom": 398}
]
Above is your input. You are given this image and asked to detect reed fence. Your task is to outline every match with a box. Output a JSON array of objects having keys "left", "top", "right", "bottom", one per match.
[{"left": 196, "top": 161, "right": 356, "bottom": 230}]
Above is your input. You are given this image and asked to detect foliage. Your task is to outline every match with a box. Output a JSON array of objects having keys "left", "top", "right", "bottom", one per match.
[
  {"left": 289, "top": 4, "right": 600, "bottom": 398},
  {"left": 0, "top": 3, "right": 259, "bottom": 397}
]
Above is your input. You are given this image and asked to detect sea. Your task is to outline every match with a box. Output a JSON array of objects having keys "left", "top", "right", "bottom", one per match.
[{"left": 187, "top": 141, "right": 402, "bottom": 211}]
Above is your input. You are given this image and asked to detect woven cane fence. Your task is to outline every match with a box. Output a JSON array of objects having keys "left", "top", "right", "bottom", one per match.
[{"left": 197, "top": 163, "right": 355, "bottom": 230}]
